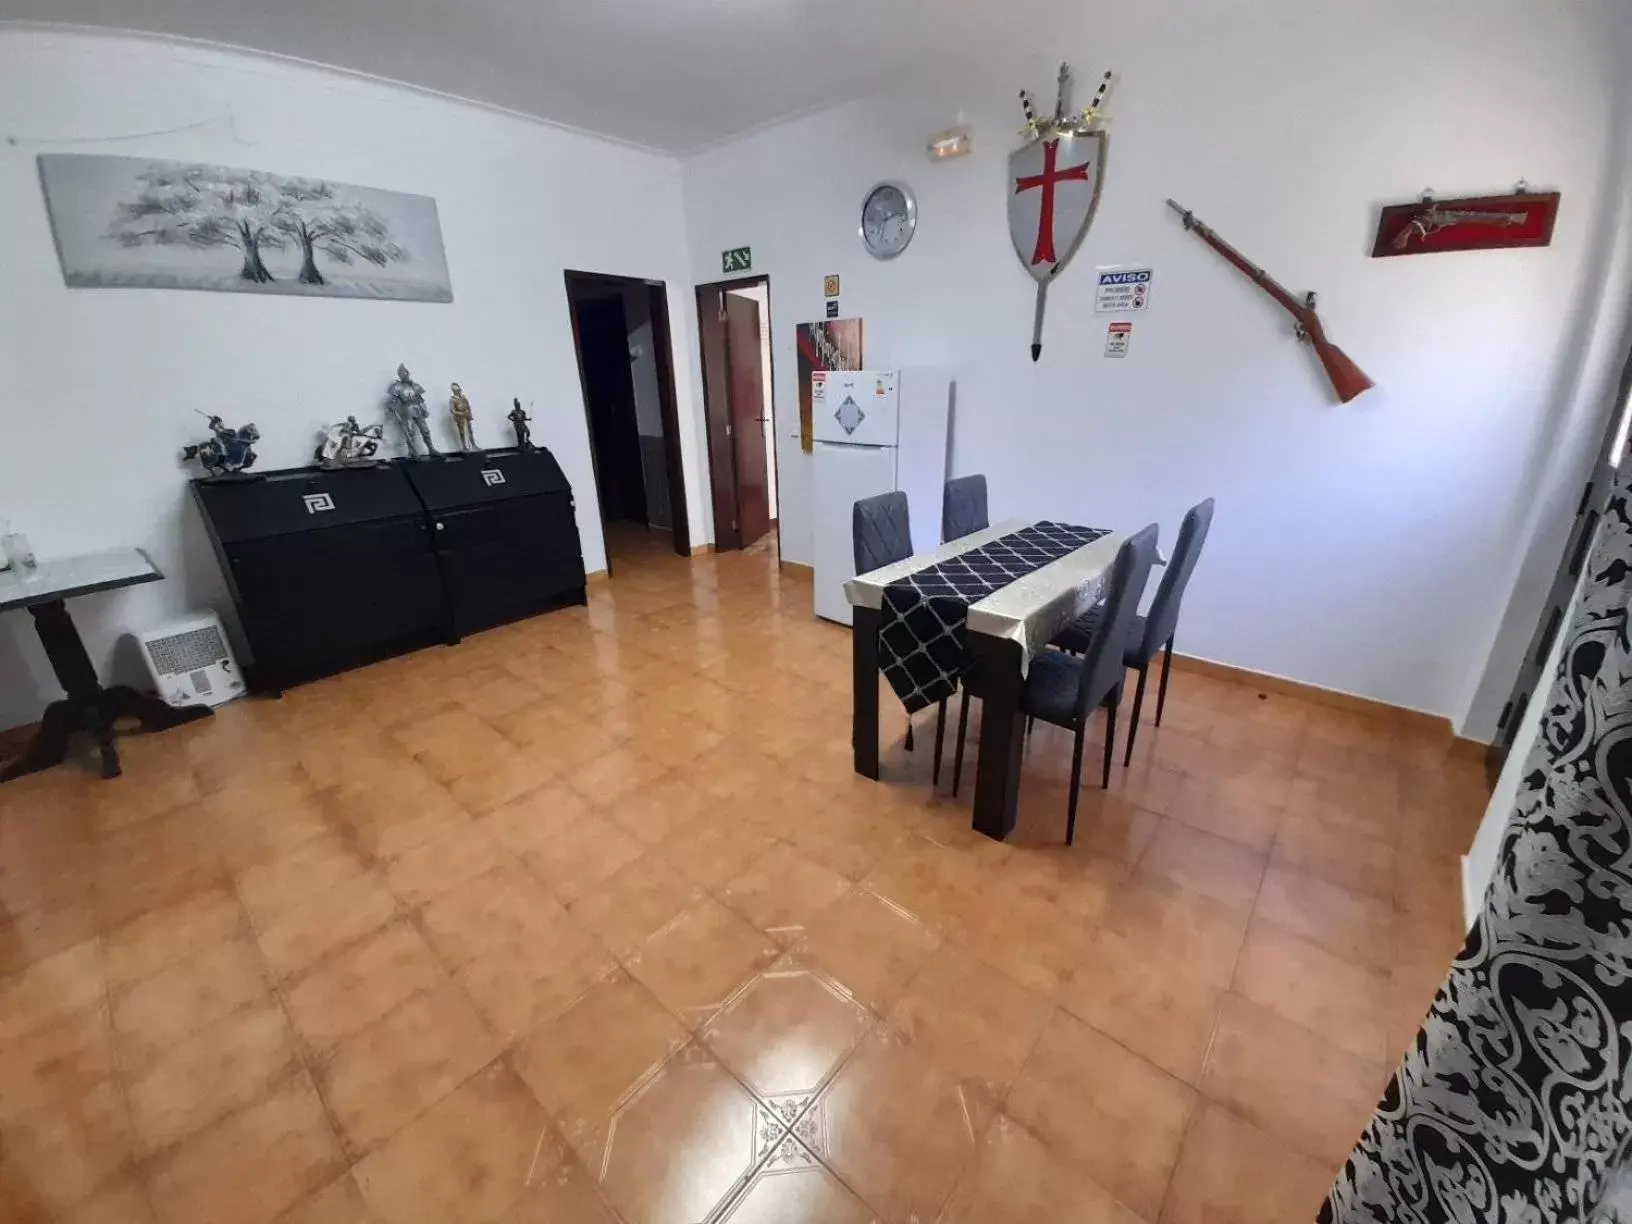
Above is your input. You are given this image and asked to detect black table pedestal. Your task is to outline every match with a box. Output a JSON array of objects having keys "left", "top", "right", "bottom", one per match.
[{"left": 1, "top": 599, "right": 211, "bottom": 782}]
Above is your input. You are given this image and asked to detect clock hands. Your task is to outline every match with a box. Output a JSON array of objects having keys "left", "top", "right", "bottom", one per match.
[{"left": 860, "top": 183, "right": 916, "bottom": 259}]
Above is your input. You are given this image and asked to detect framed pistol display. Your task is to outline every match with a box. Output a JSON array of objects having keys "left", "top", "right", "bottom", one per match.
[{"left": 1371, "top": 188, "right": 1559, "bottom": 257}]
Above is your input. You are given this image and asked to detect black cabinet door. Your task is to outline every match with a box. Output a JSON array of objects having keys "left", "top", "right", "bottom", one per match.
[
  {"left": 227, "top": 517, "right": 449, "bottom": 686},
  {"left": 431, "top": 496, "right": 586, "bottom": 634}
]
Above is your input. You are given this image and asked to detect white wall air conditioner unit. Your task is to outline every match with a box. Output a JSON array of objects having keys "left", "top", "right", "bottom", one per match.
[{"left": 137, "top": 612, "right": 244, "bottom": 708}]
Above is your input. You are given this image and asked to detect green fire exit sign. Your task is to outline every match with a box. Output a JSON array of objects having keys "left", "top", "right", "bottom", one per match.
[{"left": 721, "top": 246, "right": 752, "bottom": 274}]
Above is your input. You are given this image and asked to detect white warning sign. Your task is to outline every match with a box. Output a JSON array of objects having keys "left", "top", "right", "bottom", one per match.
[{"left": 1095, "top": 266, "right": 1153, "bottom": 313}]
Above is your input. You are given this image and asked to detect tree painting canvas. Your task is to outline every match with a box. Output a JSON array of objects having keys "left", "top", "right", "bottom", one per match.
[{"left": 37, "top": 154, "right": 453, "bottom": 302}]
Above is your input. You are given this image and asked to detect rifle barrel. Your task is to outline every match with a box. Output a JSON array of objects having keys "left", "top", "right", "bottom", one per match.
[
  {"left": 1166, "top": 201, "right": 1303, "bottom": 318},
  {"left": 1167, "top": 198, "right": 1373, "bottom": 403}
]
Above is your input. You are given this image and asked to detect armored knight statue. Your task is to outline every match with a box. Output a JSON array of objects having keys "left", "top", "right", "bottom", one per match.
[
  {"left": 508, "top": 398, "right": 535, "bottom": 452},
  {"left": 385, "top": 364, "right": 438, "bottom": 458},
  {"left": 315, "top": 416, "right": 385, "bottom": 469},
  {"left": 449, "top": 382, "right": 477, "bottom": 451},
  {"left": 182, "top": 414, "right": 260, "bottom": 477}
]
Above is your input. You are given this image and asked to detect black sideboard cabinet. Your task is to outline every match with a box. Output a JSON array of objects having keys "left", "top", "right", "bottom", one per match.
[
  {"left": 192, "top": 448, "right": 587, "bottom": 694},
  {"left": 193, "top": 464, "right": 448, "bottom": 694},
  {"left": 400, "top": 449, "right": 588, "bottom": 637}
]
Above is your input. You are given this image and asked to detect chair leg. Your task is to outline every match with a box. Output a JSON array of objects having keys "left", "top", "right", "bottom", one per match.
[
  {"left": 905, "top": 721, "right": 915, "bottom": 752},
  {"left": 1155, "top": 637, "right": 1175, "bottom": 727},
  {"left": 1066, "top": 723, "right": 1086, "bottom": 845},
  {"left": 951, "top": 690, "right": 971, "bottom": 797},
  {"left": 1123, "top": 663, "right": 1149, "bottom": 767},
  {"left": 932, "top": 699, "right": 947, "bottom": 786},
  {"left": 1101, "top": 686, "right": 1120, "bottom": 789}
]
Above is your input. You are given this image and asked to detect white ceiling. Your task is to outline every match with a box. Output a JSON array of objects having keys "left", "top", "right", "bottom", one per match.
[{"left": 0, "top": 0, "right": 1056, "bottom": 153}]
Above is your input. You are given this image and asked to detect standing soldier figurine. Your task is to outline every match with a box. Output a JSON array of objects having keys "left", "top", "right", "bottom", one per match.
[
  {"left": 449, "top": 382, "right": 477, "bottom": 451},
  {"left": 385, "top": 363, "right": 438, "bottom": 458},
  {"left": 508, "top": 398, "right": 535, "bottom": 452}
]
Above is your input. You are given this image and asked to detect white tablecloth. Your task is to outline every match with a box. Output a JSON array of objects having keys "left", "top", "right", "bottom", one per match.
[{"left": 844, "top": 520, "right": 1127, "bottom": 667}]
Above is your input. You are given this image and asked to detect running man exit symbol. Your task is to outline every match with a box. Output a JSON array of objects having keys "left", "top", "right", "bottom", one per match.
[{"left": 722, "top": 246, "right": 752, "bottom": 273}]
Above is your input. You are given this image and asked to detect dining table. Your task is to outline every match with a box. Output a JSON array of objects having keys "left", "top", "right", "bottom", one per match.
[{"left": 845, "top": 519, "right": 1128, "bottom": 840}]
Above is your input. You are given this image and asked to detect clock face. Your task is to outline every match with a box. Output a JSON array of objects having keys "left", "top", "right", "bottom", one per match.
[{"left": 860, "top": 182, "right": 916, "bottom": 260}]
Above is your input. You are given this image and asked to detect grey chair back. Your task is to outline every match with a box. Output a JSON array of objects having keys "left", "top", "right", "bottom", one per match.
[
  {"left": 1139, "top": 498, "right": 1215, "bottom": 659},
  {"left": 1075, "top": 524, "right": 1160, "bottom": 718},
  {"left": 941, "top": 474, "right": 989, "bottom": 543},
  {"left": 853, "top": 491, "right": 913, "bottom": 574}
]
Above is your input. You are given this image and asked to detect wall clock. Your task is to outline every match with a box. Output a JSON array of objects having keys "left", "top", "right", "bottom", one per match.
[{"left": 860, "top": 181, "right": 917, "bottom": 260}]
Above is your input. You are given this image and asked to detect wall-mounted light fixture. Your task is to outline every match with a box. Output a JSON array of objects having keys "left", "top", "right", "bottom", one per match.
[{"left": 927, "top": 126, "right": 972, "bottom": 161}]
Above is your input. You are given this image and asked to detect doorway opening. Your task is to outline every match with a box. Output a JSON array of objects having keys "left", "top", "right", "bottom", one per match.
[
  {"left": 564, "top": 271, "right": 690, "bottom": 573},
  {"left": 696, "top": 275, "right": 779, "bottom": 555}
]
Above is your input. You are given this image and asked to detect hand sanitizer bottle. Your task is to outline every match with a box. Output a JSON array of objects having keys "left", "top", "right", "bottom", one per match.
[{"left": 1, "top": 522, "right": 35, "bottom": 572}]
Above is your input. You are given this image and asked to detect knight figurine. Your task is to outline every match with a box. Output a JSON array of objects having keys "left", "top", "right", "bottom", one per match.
[
  {"left": 449, "top": 382, "right": 477, "bottom": 451},
  {"left": 385, "top": 363, "right": 438, "bottom": 458},
  {"left": 508, "top": 398, "right": 535, "bottom": 452},
  {"left": 314, "top": 415, "right": 385, "bottom": 469},
  {"left": 182, "top": 413, "right": 260, "bottom": 478}
]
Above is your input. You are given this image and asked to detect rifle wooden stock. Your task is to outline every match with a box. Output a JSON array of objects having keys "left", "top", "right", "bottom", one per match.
[
  {"left": 1166, "top": 198, "right": 1374, "bottom": 403},
  {"left": 1308, "top": 332, "right": 1373, "bottom": 404}
]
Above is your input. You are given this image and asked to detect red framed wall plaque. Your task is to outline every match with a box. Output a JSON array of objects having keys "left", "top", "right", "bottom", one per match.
[{"left": 1371, "top": 190, "right": 1559, "bottom": 258}]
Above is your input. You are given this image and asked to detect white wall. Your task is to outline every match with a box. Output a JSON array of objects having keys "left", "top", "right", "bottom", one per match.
[
  {"left": 681, "top": 0, "right": 1630, "bottom": 720},
  {"left": 0, "top": 27, "right": 708, "bottom": 729}
]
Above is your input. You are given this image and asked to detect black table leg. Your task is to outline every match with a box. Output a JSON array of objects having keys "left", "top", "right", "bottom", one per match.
[
  {"left": 968, "top": 633, "right": 1026, "bottom": 840},
  {"left": 852, "top": 606, "right": 880, "bottom": 780},
  {"left": 1, "top": 599, "right": 212, "bottom": 783}
]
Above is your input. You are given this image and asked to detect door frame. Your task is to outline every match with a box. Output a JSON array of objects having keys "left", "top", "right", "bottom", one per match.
[
  {"left": 1486, "top": 353, "right": 1632, "bottom": 776},
  {"left": 563, "top": 270, "right": 691, "bottom": 572},
  {"left": 695, "top": 273, "right": 782, "bottom": 560}
]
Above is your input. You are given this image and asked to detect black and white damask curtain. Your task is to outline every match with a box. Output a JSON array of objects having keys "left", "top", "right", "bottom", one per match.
[{"left": 1322, "top": 463, "right": 1632, "bottom": 1224}]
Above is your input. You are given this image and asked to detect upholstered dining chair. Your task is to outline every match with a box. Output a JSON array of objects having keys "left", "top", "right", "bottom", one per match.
[
  {"left": 948, "top": 524, "right": 1159, "bottom": 843},
  {"left": 1051, "top": 497, "right": 1216, "bottom": 765},
  {"left": 852, "top": 491, "right": 949, "bottom": 777},
  {"left": 941, "top": 474, "right": 989, "bottom": 543}
]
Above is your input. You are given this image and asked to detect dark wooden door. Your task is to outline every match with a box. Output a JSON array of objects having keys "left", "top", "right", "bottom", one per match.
[
  {"left": 696, "top": 288, "right": 741, "bottom": 549},
  {"left": 724, "top": 293, "right": 771, "bottom": 547}
]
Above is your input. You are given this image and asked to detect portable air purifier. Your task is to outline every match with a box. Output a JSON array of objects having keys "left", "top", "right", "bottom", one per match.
[{"left": 137, "top": 612, "right": 244, "bottom": 708}]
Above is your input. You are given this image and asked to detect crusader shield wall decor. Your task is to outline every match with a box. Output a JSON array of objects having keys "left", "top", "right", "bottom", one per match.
[{"left": 1010, "top": 65, "right": 1114, "bottom": 360}]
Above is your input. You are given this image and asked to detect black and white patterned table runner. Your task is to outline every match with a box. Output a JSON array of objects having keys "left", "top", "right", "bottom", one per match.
[{"left": 879, "top": 521, "right": 1108, "bottom": 713}]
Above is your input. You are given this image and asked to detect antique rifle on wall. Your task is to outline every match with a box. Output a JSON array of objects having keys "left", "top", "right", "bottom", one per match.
[{"left": 1165, "top": 198, "right": 1374, "bottom": 403}]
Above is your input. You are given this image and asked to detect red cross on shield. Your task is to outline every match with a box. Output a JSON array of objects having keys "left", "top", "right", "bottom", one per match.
[{"left": 1008, "top": 131, "right": 1105, "bottom": 283}]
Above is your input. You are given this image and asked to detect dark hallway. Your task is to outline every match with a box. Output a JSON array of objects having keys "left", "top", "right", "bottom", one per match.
[{"left": 573, "top": 292, "right": 648, "bottom": 527}]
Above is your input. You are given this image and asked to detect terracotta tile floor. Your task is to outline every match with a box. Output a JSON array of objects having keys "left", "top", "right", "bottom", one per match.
[{"left": 0, "top": 524, "right": 1485, "bottom": 1224}]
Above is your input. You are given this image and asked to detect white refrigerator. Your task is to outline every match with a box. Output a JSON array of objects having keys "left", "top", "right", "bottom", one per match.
[{"left": 812, "top": 368, "right": 952, "bottom": 625}]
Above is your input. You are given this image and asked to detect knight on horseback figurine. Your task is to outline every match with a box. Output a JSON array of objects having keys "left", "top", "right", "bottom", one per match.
[{"left": 182, "top": 413, "right": 261, "bottom": 478}]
